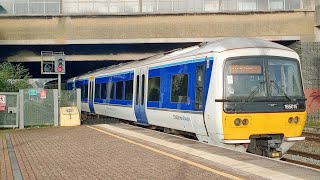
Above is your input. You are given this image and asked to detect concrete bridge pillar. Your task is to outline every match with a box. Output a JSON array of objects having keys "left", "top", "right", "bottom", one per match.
[{"left": 314, "top": 0, "right": 320, "bottom": 41}]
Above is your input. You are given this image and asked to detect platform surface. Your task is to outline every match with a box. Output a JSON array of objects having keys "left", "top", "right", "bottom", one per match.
[{"left": 0, "top": 123, "right": 319, "bottom": 180}]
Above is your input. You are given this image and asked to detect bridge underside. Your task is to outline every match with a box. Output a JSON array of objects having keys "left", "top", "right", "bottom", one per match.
[{"left": 0, "top": 11, "right": 316, "bottom": 45}]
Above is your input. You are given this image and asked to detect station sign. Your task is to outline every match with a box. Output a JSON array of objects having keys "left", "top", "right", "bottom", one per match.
[{"left": 0, "top": 95, "right": 6, "bottom": 112}]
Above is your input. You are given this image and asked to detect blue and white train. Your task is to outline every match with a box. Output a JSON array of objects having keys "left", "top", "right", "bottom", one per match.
[{"left": 66, "top": 37, "right": 307, "bottom": 157}]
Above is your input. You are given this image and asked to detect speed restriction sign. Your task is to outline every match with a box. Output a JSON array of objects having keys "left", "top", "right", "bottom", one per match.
[
  {"left": 0, "top": 95, "right": 6, "bottom": 112},
  {"left": 0, "top": 95, "right": 5, "bottom": 104}
]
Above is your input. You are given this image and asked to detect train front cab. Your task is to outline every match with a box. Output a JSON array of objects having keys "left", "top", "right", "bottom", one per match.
[{"left": 213, "top": 49, "right": 306, "bottom": 158}]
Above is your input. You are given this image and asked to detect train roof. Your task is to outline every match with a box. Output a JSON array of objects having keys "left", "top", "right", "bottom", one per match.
[
  {"left": 68, "top": 37, "right": 295, "bottom": 81},
  {"left": 198, "top": 37, "right": 293, "bottom": 53}
]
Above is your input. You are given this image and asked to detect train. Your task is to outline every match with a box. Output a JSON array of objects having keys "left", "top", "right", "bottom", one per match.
[{"left": 66, "top": 37, "right": 307, "bottom": 158}]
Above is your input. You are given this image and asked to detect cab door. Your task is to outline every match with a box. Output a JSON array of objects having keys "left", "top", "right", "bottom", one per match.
[
  {"left": 134, "top": 68, "right": 148, "bottom": 125},
  {"left": 195, "top": 63, "right": 205, "bottom": 111}
]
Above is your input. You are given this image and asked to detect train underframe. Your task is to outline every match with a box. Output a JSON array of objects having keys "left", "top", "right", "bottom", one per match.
[{"left": 246, "top": 134, "right": 284, "bottom": 158}]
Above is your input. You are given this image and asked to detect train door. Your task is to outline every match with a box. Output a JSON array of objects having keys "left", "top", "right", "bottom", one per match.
[
  {"left": 195, "top": 63, "right": 206, "bottom": 112},
  {"left": 88, "top": 77, "right": 95, "bottom": 113},
  {"left": 134, "top": 68, "right": 148, "bottom": 125}
]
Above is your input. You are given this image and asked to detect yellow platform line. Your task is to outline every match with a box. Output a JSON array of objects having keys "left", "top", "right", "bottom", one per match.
[{"left": 88, "top": 126, "right": 243, "bottom": 180}]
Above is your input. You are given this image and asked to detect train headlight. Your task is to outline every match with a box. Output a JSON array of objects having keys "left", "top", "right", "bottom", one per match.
[
  {"left": 242, "top": 118, "right": 249, "bottom": 126},
  {"left": 288, "top": 117, "right": 293, "bottom": 124},
  {"left": 293, "top": 116, "right": 299, "bottom": 124},
  {"left": 234, "top": 118, "right": 241, "bottom": 126}
]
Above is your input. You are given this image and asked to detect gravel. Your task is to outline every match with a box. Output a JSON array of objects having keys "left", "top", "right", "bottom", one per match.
[
  {"left": 290, "top": 140, "right": 320, "bottom": 155},
  {"left": 284, "top": 128, "right": 320, "bottom": 167},
  {"left": 283, "top": 154, "right": 320, "bottom": 166}
]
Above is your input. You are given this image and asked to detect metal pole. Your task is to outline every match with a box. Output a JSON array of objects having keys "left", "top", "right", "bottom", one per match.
[
  {"left": 60, "top": 0, "right": 62, "bottom": 14},
  {"left": 28, "top": 0, "right": 30, "bottom": 14},
  {"left": 13, "top": 0, "right": 15, "bottom": 14},
  {"left": 156, "top": 0, "right": 159, "bottom": 12},
  {"left": 58, "top": 74, "right": 61, "bottom": 99}
]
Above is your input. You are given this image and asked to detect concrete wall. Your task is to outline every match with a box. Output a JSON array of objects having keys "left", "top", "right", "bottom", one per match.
[{"left": 0, "top": 11, "right": 315, "bottom": 45}]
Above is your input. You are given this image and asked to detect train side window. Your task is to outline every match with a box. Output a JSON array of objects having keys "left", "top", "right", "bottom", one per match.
[
  {"left": 195, "top": 65, "right": 204, "bottom": 110},
  {"left": 148, "top": 77, "right": 160, "bottom": 101},
  {"left": 136, "top": 75, "right": 139, "bottom": 105},
  {"left": 101, "top": 83, "right": 107, "bottom": 99},
  {"left": 107, "top": 81, "right": 115, "bottom": 100},
  {"left": 125, "top": 80, "right": 133, "bottom": 100},
  {"left": 95, "top": 83, "right": 101, "bottom": 99},
  {"left": 81, "top": 85, "right": 84, "bottom": 99},
  {"left": 171, "top": 74, "right": 188, "bottom": 103},
  {"left": 85, "top": 84, "right": 88, "bottom": 99},
  {"left": 111, "top": 83, "right": 115, "bottom": 99},
  {"left": 141, "top": 75, "right": 145, "bottom": 105},
  {"left": 116, "top": 81, "right": 123, "bottom": 100}
]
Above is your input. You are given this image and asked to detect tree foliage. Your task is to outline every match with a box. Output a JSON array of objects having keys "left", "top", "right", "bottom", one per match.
[{"left": 0, "top": 62, "right": 31, "bottom": 92}]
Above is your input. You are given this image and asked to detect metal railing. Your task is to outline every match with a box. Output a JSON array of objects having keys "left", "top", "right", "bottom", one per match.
[
  {"left": 0, "top": 0, "right": 315, "bottom": 15},
  {"left": 0, "top": 0, "right": 60, "bottom": 15}
]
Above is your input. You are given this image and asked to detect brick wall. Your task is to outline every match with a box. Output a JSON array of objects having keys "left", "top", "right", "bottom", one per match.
[{"left": 290, "top": 42, "right": 320, "bottom": 126}]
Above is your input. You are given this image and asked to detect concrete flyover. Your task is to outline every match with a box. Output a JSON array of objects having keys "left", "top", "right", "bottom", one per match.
[{"left": 0, "top": 11, "right": 316, "bottom": 45}]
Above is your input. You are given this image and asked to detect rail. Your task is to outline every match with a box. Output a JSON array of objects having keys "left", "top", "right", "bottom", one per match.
[{"left": 0, "top": 0, "right": 315, "bottom": 15}]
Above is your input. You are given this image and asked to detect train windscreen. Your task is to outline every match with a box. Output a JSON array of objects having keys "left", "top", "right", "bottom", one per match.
[{"left": 224, "top": 57, "right": 304, "bottom": 101}]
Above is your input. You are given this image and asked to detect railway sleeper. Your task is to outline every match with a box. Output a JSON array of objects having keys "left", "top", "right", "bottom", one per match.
[{"left": 247, "top": 134, "right": 283, "bottom": 158}]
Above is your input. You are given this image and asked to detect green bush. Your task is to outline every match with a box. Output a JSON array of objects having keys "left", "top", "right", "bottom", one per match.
[{"left": 0, "top": 62, "right": 31, "bottom": 92}]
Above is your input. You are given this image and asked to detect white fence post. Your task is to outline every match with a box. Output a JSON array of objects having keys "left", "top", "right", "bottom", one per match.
[
  {"left": 53, "top": 89, "right": 59, "bottom": 126},
  {"left": 19, "top": 90, "right": 24, "bottom": 129}
]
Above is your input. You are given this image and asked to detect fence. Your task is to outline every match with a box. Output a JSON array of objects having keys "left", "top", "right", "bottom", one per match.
[
  {"left": 19, "top": 89, "right": 58, "bottom": 127},
  {"left": 0, "top": 0, "right": 315, "bottom": 15},
  {"left": 0, "top": 89, "right": 80, "bottom": 129},
  {"left": 0, "top": 92, "right": 19, "bottom": 128},
  {"left": 60, "top": 89, "right": 81, "bottom": 113}
]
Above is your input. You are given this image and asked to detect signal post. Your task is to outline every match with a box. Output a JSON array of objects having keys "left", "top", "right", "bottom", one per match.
[{"left": 41, "top": 51, "right": 66, "bottom": 98}]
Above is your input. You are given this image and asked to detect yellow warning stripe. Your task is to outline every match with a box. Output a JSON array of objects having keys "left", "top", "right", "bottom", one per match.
[{"left": 88, "top": 126, "right": 243, "bottom": 180}]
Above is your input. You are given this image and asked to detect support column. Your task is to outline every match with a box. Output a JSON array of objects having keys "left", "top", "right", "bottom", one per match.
[{"left": 314, "top": 0, "right": 320, "bottom": 41}]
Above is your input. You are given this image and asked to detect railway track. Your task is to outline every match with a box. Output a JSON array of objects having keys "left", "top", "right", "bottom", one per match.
[
  {"left": 287, "top": 150, "right": 320, "bottom": 161},
  {"left": 281, "top": 158, "right": 320, "bottom": 170},
  {"left": 281, "top": 150, "right": 320, "bottom": 170},
  {"left": 280, "top": 131, "right": 320, "bottom": 169},
  {"left": 302, "top": 132, "right": 320, "bottom": 143}
]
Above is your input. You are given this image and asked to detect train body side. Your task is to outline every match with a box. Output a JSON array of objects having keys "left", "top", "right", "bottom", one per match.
[{"left": 66, "top": 37, "right": 307, "bottom": 157}]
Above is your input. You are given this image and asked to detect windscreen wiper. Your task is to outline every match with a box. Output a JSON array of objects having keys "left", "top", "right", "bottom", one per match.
[
  {"left": 246, "top": 81, "right": 266, "bottom": 102},
  {"left": 269, "top": 80, "right": 292, "bottom": 101},
  {"left": 215, "top": 98, "right": 243, "bottom": 102}
]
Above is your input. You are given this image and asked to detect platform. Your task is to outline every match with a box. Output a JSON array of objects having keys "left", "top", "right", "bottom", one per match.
[{"left": 0, "top": 123, "right": 319, "bottom": 180}]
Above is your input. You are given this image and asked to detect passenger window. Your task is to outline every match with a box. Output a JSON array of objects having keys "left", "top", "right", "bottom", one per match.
[
  {"left": 148, "top": 77, "right": 160, "bottom": 101},
  {"left": 95, "top": 83, "right": 101, "bottom": 99},
  {"left": 81, "top": 85, "right": 85, "bottom": 99},
  {"left": 116, "top": 81, "right": 123, "bottom": 100},
  {"left": 125, "top": 80, "right": 133, "bottom": 100},
  {"left": 101, "top": 83, "right": 107, "bottom": 99},
  {"left": 136, "top": 75, "right": 139, "bottom": 105},
  {"left": 107, "top": 81, "right": 115, "bottom": 100},
  {"left": 171, "top": 74, "right": 188, "bottom": 103},
  {"left": 85, "top": 84, "right": 88, "bottom": 99},
  {"left": 142, "top": 75, "right": 145, "bottom": 105}
]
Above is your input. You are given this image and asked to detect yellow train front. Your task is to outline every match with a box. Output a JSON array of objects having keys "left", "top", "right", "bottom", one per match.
[{"left": 205, "top": 38, "right": 306, "bottom": 158}]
